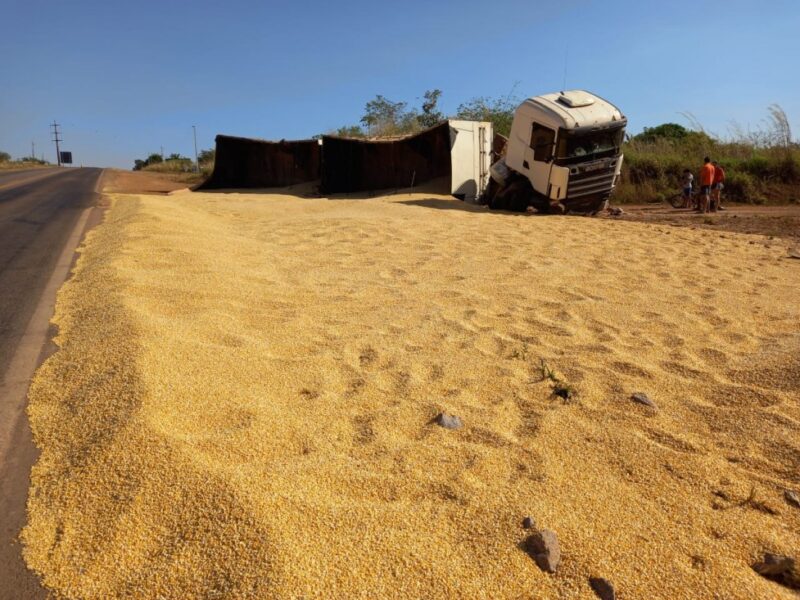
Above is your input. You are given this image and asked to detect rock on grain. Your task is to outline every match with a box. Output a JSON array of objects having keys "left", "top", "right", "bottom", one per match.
[
  {"left": 752, "top": 553, "right": 799, "bottom": 589},
  {"left": 631, "top": 392, "right": 657, "bottom": 409},
  {"left": 434, "top": 412, "right": 463, "bottom": 430},
  {"left": 784, "top": 489, "right": 800, "bottom": 508},
  {"left": 589, "top": 577, "right": 616, "bottom": 600},
  {"left": 524, "top": 529, "right": 560, "bottom": 573}
]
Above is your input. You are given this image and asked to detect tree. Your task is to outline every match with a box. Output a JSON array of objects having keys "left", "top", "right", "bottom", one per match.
[
  {"left": 455, "top": 94, "right": 518, "bottom": 137},
  {"left": 198, "top": 148, "right": 215, "bottom": 165},
  {"left": 632, "top": 123, "right": 690, "bottom": 143},
  {"left": 166, "top": 153, "right": 188, "bottom": 161},
  {"left": 334, "top": 125, "right": 365, "bottom": 138},
  {"left": 360, "top": 95, "right": 417, "bottom": 136},
  {"left": 147, "top": 153, "right": 163, "bottom": 165},
  {"left": 631, "top": 122, "right": 715, "bottom": 147},
  {"left": 418, "top": 89, "right": 444, "bottom": 128},
  {"left": 0, "top": 151, "right": 10, "bottom": 162}
]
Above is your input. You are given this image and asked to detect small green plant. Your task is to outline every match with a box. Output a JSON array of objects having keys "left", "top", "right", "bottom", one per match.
[
  {"left": 539, "top": 359, "right": 577, "bottom": 402},
  {"left": 539, "top": 359, "right": 558, "bottom": 383}
]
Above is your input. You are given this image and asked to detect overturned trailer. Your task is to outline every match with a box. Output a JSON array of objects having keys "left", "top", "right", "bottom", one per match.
[
  {"left": 202, "top": 121, "right": 494, "bottom": 200},
  {"left": 320, "top": 120, "right": 492, "bottom": 200},
  {"left": 201, "top": 134, "right": 320, "bottom": 189}
]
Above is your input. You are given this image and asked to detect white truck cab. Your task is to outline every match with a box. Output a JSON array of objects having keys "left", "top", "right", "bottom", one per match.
[{"left": 490, "top": 90, "right": 627, "bottom": 213}]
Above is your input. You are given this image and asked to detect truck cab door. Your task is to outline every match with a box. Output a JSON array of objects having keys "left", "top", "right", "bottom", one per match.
[{"left": 524, "top": 123, "right": 555, "bottom": 196}]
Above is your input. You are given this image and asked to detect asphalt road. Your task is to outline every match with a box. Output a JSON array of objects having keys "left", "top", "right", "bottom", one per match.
[
  {"left": 0, "top": 166, "right": 103, "bottom": 600},
  {"left": 0, "top": 168, "right": 101, "bottom": 373}
]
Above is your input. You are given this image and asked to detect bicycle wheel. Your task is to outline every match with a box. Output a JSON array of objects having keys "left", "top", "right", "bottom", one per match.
[{"left": 667, "top": 193, "right": 685, "bottom": 209}]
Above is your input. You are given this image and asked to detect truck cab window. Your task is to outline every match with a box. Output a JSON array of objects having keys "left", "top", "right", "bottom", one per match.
[{"left": 529, "top": 123, "right": 555, "bottom": 162}]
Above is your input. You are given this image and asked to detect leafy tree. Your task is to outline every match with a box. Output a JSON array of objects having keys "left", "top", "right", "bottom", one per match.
[
  {"left": 360, "top": 95, "right": 418, "bottom": 136},
  {"left": 418, "top": 89, "right": 444, "bottom": 128},
  {"left": 630, "top": 123, "right": 715, "bottom": 148},
  {"left": 632, "top": 123, "right": 690, "bottom": 143},
  {"left": 0, "top": 151, "right": 11, "bottom": 162},
  {"left": 455, "top": 94, "right": 518, "bottom": 137},
  {"left": 147, "top": 153, "right": 163, "bottom": 164},
  {"left": 166, "top": 153, "right": 188, "bottom": 161},
  {"left": 334, "top": 125, "right": 366, "bottom": 138},
  {"left": 133, "top": 159, "right": 146, "bottom": 171},
  {"left": 198, "top": 148, "right": 215, "bottom": 165}
]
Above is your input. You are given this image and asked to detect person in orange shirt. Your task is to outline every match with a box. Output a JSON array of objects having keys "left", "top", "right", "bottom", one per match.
[
  {"left": 698, "top": 156, "right": 715, "bottom": 213},
  {"left": 711, "top": 161, "right": 726, "bottom": 211}
]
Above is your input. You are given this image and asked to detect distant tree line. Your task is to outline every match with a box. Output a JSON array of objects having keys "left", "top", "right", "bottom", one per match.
[
  {"left": 133, "top": 149, "right": 215, "bottom": 172},
  {"left": 0, "top": 151, "right": 50, "bottom": 165},
  {"left": 332, "top": 87, "right": 520, "bottom": 138}
]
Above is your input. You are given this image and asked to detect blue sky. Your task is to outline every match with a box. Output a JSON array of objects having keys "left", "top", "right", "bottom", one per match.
[{"left": 1, "top": 0, "right": 798, "bottom": 168}]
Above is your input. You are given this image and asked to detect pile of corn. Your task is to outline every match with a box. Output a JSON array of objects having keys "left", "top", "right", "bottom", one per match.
[{"left": 24, "top": 190, "right": 800, "bottom": 598}]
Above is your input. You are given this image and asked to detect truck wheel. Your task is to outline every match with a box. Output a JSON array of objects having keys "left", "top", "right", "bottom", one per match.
[
  {"left": 509, "top": 193, "right": 529, "bottom": 213},
  {"left": 504, "top": 179, "right": 533, "bottom": 212}
]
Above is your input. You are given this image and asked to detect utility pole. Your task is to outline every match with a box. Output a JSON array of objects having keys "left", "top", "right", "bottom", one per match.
[
  {"left": 161, "top": 146, "right": 164, "bottom": 160},
  {"left": 192, "top": 125, "right": 199, "bottom": 173},
  {"left": 51, "top": 121, "right": 62, "bottom": 166},
  {"left": 31, "top": 140, "right": 35, "bottom": 160}
]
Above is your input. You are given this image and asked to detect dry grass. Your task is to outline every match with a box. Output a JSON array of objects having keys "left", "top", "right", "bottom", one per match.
[
  {"left": 23, "top": 189, "right": 800, "bottom": 599},
  {"left": 0, "top": 161, "right": 52, "bottom": 170}
]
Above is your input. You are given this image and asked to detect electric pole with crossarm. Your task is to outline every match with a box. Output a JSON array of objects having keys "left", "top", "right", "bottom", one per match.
[{"left": 51, "top": 121, "right": 62, "bottom": 166}]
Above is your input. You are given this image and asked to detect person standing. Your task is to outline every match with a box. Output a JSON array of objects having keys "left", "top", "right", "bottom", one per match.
[
  {"left": 698, "top": 157, "right": 715, "bottom": 213},
  {"left": 711, "top": 161, "right": 726, "bottom": 211},
  {"left": 681, "top": 169, "right": 694, "bottom": 208}
]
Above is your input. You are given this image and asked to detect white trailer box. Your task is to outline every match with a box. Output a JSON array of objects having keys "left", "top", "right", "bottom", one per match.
[{"left": 448, "top": 120, "right": 493, "bottom": 202}]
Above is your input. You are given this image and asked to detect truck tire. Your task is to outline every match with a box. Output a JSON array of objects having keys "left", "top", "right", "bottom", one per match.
[{"left": 506, "top": 178, "right": 533, "bottom": 212}]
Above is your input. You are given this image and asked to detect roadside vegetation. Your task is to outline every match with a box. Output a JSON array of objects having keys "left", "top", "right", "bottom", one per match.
[
  {"left": 616, "top": 106, "right": 799, "bottom": 204},
  {"left": 132, "top": 149, "right": 215, "bottom": 184},
  {"left": 0, "top": 151, "right": 51, "bottom": 170}
]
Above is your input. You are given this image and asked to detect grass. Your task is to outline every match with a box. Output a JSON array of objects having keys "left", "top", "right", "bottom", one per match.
[
  {"left": 0, "top": 160, "right": 53, "bottom": 170},
  {"left": 614, "top": 138, "right": 800, "bottom": 205},
  {"left": 141, "top": 160, "right": 213, "bottom": 185}
]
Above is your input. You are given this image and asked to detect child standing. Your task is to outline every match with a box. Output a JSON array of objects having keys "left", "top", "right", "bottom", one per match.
[{"left": 681, "top": 169, "right": 694, "bottom": 208}]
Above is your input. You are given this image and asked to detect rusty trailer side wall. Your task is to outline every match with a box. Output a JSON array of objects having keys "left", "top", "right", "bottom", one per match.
[
  {"left": 201, "top": 134, "right": 320, "bottom": 189},
  {"left": 320, "top": 123, "right": 452, "bottom": 194}
]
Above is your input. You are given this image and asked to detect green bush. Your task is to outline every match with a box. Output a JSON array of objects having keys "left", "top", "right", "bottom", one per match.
[
  {"left": 774, "top": 155, "right": 800, "bottom": 182},
  {"left": 723, "top": 171, "right": 757, "bottom": 202},
  {"left": 738, "top": 155, "right": 770, "bottom": 179}
]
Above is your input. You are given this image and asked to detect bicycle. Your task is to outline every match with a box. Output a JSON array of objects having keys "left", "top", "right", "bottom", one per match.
[
  {"left": 667, "top": 189, "right": 696, "bottom": 209},
  {"left": 667, "top": 187, "right": 723, "bottom": 212}
]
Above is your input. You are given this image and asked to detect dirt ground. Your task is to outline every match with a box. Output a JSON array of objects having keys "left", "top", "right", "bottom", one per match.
[
  {"left": 102, "top": 168, "right": 198, "bottom": 194},
  {"left": 22, "top": 189, "right": 799, "bottom": 599},
  {"left": 611, "top": 202, "right": 800, "bottom": 244}
]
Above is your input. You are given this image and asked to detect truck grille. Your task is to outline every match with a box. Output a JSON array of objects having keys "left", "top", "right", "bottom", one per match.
[{"left": 568, "top": 165, "right": 616, "bottom": 198}]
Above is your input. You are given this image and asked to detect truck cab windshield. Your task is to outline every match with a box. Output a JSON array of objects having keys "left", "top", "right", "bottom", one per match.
[{"left": 556, "top": 126, "right": 624, "bottom": 164}]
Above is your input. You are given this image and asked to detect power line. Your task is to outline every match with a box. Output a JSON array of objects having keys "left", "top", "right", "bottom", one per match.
[{"left": 51, "top": 121, "right": 62, "bottom": 166}]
